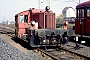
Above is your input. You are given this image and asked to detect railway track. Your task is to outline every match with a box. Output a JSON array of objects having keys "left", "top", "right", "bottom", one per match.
[
  {"left": 0, "top": 26, "right": 90, "bottom": 60},
  {"left": 0, "top": 29, "right": 14, "bottom": 38},
  {"left": 0, "top": 26, "right": 15, "bottom": 37},
  {"left": 36, "top": 47, "right": 89, "bottom": 60}
]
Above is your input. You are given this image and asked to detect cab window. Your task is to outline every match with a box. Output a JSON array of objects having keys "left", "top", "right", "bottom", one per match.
[
  {"left": 20, "top": 15, "right": 28, "bottom": 23},
  {"left": 87, "top": 7, "right": 90, "bottom": 17},
  {"left": 82, "top": 9, "right": 84, "bottom": 17},
  {"left": 24, "top": 15, "right": 28, "bottom": 23}
]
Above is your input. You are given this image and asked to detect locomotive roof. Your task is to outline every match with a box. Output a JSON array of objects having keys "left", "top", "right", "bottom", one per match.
[
  {"left": 76, "top": 1, "right": 90, "bottom": 8},
  {"left": 15, "top": 9, "right": 45, "bottom": 16}
]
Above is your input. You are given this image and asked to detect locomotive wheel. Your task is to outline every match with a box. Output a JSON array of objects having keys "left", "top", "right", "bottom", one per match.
[
  {"left": 61, "top": 37, "right": 67, "bottom": 44},
  {"left": 34, "top": 36, "right": 40, "bottom": 45}
]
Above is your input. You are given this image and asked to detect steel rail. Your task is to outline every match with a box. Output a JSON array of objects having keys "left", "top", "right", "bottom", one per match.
[
  {"left": 60, "top": 47, "right": 90, "bottom": 60},
  {"left": 36, "top": 48, "right": 58, "bottom": 60},
  {"left": 36, "top": 46, "right": 90, "bottom": 60}
]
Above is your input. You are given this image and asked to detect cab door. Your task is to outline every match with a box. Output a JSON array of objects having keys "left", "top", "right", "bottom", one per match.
[
  {"left": 75, "top": 8, "right": 85, "bottom": 35},
  {"left": 75, "top": 8, "right": 81, "bottom": 34},
  {"left": 15, "top": 15, "right": 18, "bottom": 37},
  {"left": 75, "top": 9, "right": 79, "bottom": 34},
  {"left": 80, "top": 8, "right": 85, "bottom": 35}
]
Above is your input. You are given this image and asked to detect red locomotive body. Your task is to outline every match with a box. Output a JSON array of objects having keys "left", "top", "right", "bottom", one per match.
[
  {"left": 15, "top": 6, "right": 64, "bottom": 47},
  {"left": 75, "top": 1, "right": 90, "bottom": 35},
  {"left": 15, "top": 9, "right": 55, "bottom": 37}
]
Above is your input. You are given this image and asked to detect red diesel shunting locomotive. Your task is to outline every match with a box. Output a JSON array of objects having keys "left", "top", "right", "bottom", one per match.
[{"left": 15, "top": 6, "right": 67, "bottom": 47}]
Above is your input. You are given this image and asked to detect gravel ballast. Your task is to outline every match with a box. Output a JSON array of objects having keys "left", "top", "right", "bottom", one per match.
[{"left": 0, "top": 38, "right": 48, "bottom": 60}]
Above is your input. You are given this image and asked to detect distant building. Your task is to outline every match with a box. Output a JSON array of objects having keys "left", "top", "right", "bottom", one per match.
[
  {"left": 1, "top": 20, "right": 14, "bottom": 25},
  {"left": 62, "top": 7, "right": 76, "bottom": 23},
  {"left": 7, "top": 20, "right": 10, "bottom": 25}
]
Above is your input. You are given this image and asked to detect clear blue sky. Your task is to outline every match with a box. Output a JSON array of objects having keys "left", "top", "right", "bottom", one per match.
[{"left": 0, "top": 0, "right": 89, "bottom": 23}]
